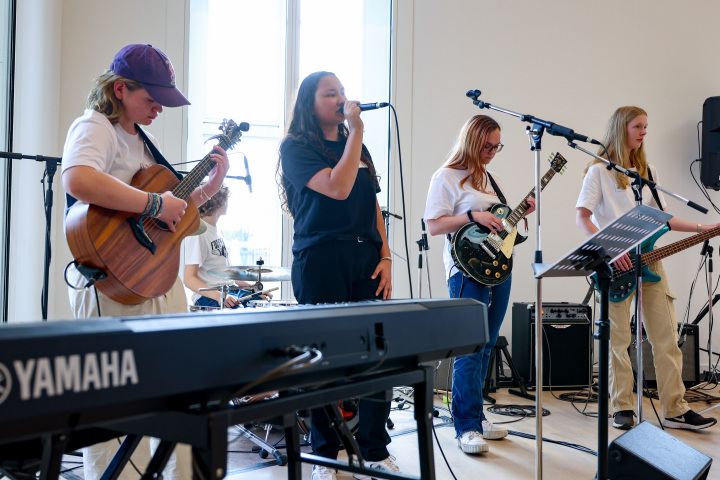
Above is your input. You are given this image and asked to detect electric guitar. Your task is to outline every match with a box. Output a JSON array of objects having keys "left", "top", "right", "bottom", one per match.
[
  {"left": 596, "top": 224, "right": 720, "bottom": 302},
  {"left": 450, "top": 152, "right": 567, "bottom": 286},
  {"left": 66, "top": 119, "right": 246, "bottom": 305}
]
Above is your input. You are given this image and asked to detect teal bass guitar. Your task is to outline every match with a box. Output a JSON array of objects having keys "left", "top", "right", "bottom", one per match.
[{"left": 598, "top": 224, "right": 720, "bottom": 302}]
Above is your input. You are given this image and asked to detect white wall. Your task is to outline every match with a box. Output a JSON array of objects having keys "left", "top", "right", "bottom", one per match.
[
  {"left": 399, "top": 1, "right": 720, "bottom": 372},
  {"left": 11, "top": 1, "right": 720, "bottom": 372}
]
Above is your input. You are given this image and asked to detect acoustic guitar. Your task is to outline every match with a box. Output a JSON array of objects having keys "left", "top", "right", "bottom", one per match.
[
  {"left": 66, "top": 119, "right": 246, "bottom": 305},
  {"left": 594, "top": 224, "right": 720, "bottom": 302},
  {"left": 450, "top": 152, "right": 567, "bottom": 286}
]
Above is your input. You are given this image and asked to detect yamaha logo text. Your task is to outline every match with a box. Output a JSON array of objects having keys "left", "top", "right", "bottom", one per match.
[{"left": 0, "top": 350, "right": 139, "bottom": 405}]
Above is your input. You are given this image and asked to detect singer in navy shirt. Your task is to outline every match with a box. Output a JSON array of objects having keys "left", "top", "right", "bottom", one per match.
[{"left": 277, "top": 71, "right": 397, "bottom": 480}]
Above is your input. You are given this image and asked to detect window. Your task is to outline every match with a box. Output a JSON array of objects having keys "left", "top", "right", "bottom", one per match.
[{"left": 188, "top": 0, "right": 392, "bottom": 298}]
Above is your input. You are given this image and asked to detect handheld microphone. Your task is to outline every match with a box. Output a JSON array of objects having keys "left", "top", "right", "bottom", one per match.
[
  {"left": 342, "top": 102, "right": 390, "bottom": 113},
  {"left": 358, "top": 102, "right": 390, "bottom": 111}
]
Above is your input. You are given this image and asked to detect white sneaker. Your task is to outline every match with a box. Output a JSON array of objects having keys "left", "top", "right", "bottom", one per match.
[
  {"left": 481, "top": 419, "right": 508, "bottom": 440},
  {"left": 457, "top": 430, "right": 488, "bottom": 454},
  {"left": 312, "top": 465, "right": 338, "bottom": 480},
  {"left": 353, "top": 455, "right": 401, "bottom": 479}
]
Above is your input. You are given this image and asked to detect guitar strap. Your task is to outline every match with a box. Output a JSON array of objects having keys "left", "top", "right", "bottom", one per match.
[
  {"left": 486, "top": 172, "right": 507, "bottom": 205},
  {"left": 65, "top": 125, "right": 184, "bottom": 216},
  {"left": 135, "top": 125, "right": 183, "bottom": 181},
  {"left": 646, "top": 169, "right": 664, "bottom": 212}
]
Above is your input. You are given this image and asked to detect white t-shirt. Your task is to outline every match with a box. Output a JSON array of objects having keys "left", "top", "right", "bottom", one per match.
[
  {"left": 61, "top": 109, "right": 158, "bottom": 184},
  {"left": 424, "top": 167, "right": 506, "bottom": 280},
  {"left": 184, "top": 223, "right": 235, "bottom": 303},
  {"left": 576, "top": 162, "right": 667, "bottom": 230}
]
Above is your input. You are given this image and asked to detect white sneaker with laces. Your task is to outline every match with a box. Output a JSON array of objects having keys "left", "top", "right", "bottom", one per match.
[
  {"left": 353, "top": 455, "right": 401, "bottom": 479},
  {"left": 481, "top": 419, "right": 508, "bottom": 440},
  {"left": 457, "top": 430, "right": 489, "bottom": 454},
  {"left": 312, "top": 465, "right": 337, "bottom": 480}
]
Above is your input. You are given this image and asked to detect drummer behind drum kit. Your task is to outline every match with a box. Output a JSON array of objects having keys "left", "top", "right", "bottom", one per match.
[{"left": 194, "top": 259, "right": 297, "bottom": 311}]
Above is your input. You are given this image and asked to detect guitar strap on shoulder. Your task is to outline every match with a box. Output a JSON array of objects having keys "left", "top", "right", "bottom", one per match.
[
  {"left": 486, "top": 172, "right": 507, "bottom": 205},
  {"left": 135, "top": 125, "right": 184, "bottom": 181},
  {"left": 646, "top": 168, "right": 671, "bottom": 230},
  {"left": 646, "top": 169, "right": 664, "bottom": 212}
]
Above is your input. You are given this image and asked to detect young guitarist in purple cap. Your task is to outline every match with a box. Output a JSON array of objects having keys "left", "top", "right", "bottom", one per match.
[{"left": 61, "top": 44, "right": 229, "bottom": 480}]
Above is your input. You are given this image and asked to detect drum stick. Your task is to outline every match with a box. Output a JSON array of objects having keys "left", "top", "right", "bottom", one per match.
[{"left": 236, "top": 287, "right": 279, "bottom": 302}]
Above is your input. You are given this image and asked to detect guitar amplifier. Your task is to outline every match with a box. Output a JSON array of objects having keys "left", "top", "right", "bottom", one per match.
[
  {"left": 629, "top": 323, "right": 700, "bottom": 388},
  {"left": 511, "top": 302, "right": 592, "bottom": 390}
]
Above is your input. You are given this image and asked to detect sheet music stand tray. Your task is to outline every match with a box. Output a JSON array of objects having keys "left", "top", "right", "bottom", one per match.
[{"left": 533, "top": 205, "right": 671, "bottom": 480}]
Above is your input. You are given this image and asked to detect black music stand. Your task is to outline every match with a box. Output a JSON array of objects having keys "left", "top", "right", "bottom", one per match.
[{"left": 534, "top": 205, "right": 671, "bottom": 480}]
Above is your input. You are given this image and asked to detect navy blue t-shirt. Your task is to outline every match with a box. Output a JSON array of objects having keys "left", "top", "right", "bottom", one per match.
[{"left": 281, "top": 137, "right": 382, "bottom": 253}]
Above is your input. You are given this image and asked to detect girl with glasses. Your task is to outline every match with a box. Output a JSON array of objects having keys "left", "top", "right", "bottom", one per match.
[{"left": 424, "top": 114, "right": 535, "bottom": 454}]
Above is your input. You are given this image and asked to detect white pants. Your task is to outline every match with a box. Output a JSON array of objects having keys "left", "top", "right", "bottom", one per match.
[{"left": 67, "top": 266, "right": 192, "bottom": 480}]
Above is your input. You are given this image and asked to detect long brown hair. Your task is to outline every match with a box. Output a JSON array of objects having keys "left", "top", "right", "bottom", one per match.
[
  {"left": 584, "top": 106, "right": 648, "bottom": 189},
  {"left": 86, "top": 70, "right": 143, "bottom": 125},
  {"left": 443, "top": 115, "right": 500, "bottom": 192},
  {"left": 276, "top": 71, "right": 375, "bottom": 214}
]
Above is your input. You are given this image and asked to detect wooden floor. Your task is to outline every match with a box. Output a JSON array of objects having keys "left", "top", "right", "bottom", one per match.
[{"left": 227, "top": 384, "right": 720, "bottom": 480}]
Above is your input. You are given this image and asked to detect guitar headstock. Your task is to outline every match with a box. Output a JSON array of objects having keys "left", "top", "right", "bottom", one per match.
[
  {"left": 548, "top": 152, "right": 568, "bottom": 174},
  {"left": 207, "top": 119, "right": 250, "bottom": 151}
]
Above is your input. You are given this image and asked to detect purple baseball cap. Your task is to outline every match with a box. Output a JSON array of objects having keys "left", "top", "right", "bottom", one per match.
[{"left": 110, "top": 44, "right": 190, "bottom": 107}]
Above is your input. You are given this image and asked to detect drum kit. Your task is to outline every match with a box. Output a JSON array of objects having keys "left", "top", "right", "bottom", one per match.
[{"left": 193, "top": 259, "right": 296, "bottom": 311}]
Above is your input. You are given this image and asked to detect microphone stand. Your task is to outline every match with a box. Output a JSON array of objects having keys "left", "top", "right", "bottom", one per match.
[
  {"left": 416, "top": 219, "right": 431, "bottom": 298},
  {"left": 466, "top": 91, "right": 551, "bottom": 480},
  {"left": 0, "top": 151, "right": 62, "bottom": 321}
]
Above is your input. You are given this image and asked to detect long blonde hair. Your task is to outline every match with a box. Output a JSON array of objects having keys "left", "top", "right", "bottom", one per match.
[
  {"left": 86, "top": 71, "right": 143, "bottom": 125},
  {"left": 584, "top": 106, "right": 648, "bottom": 189},
  {"left": 443, "top": 115, "right": 500, "bottom": 192}
]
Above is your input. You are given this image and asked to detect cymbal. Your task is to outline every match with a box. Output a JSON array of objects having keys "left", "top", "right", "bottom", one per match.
[{"left": 208, "top": 266, "right": 291, "bottom": 282}]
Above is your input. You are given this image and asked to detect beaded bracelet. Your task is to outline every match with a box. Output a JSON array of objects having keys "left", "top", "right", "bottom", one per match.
[{"left": 141, "top": 192, "right": 154, "bottom": 216}]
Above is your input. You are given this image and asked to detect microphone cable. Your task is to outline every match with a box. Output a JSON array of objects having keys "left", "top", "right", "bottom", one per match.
[{"left": 387, "top": 104, "right": 414, "bottom": 298}]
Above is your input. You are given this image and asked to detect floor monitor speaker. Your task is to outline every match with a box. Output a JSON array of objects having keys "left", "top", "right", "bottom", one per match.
[{"left": 608, "top": 421, "right": 712, "bottom": 479}]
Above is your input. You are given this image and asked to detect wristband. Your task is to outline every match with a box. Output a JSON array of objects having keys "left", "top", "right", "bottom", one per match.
[
  {"left": 380, "top": 257, "right": 392, "bottom": 263},
  {"left": 467, "top": 210, "right": 474, "bottom": 223},
  {"left": 698, "top": 223, "right": 702, "bottom": 233}
]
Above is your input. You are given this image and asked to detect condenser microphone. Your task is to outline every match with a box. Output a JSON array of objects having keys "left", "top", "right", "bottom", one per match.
[{"left": 546, "top": 123, "right": 601, "bottom": 145}]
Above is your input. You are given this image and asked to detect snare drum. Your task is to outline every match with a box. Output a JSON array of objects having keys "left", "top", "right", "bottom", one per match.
[
  {"left": 188, "top": 304, "right": 220, "bottom": 312},
  {"left": 247, "top": 299, "right": 298, "bottom": 308}
]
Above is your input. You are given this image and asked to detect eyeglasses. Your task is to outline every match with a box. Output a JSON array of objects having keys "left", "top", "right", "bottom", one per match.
[{"left": 483, "top": 142, "right": 504, "bottom": 153}]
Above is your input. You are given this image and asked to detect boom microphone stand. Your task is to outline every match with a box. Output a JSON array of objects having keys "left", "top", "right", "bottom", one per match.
[
  {"left": 0, "top": 151, "right": 62, "bottom": 321},
  {"left": 466, "top": 89, "right": 585, "bottom": 479}
]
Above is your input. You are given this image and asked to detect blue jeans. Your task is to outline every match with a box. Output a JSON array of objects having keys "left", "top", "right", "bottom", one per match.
[{"left": 448, "top": 272, "right": 512, "bottom": 437}]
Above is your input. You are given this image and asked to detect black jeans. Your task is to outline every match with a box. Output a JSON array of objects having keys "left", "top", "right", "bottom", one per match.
[{"left": 292, "top": 240, "right": 391, "bottom": 461}]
